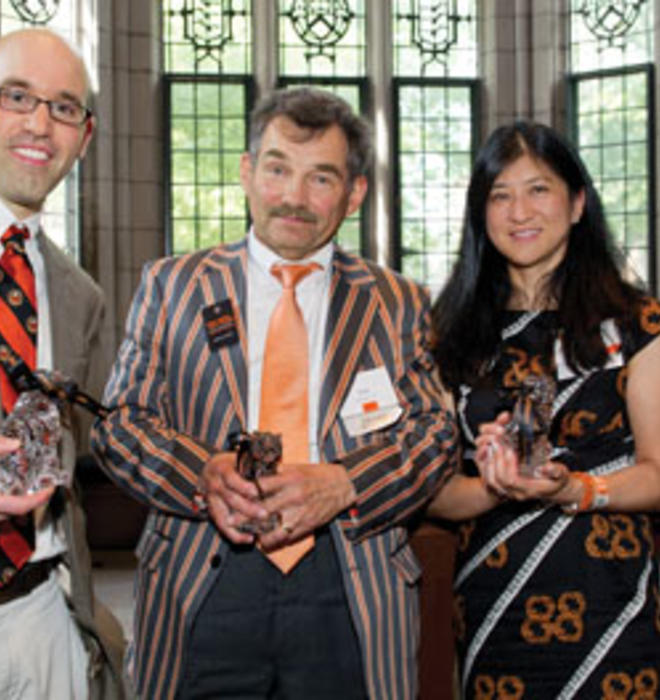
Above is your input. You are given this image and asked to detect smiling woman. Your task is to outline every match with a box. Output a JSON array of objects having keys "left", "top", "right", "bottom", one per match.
[
  {"left": 485, "top": 152, "right": 585, "bottom": 309},
  {"left": 428, "top": 121, "right": 660, "bottom": 699}
]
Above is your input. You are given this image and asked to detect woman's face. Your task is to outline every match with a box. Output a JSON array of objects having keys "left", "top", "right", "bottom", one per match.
[{"left": 485, "top": 152, "right": 585, "bottom": 285}]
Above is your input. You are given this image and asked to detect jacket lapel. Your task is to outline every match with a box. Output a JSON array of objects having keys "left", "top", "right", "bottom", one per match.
[
  {"left": 196, "top": 241, "right": 249, "bottom": 430},
  {"left": 319, "top": 249, "right": 378, "bottom": 445}
]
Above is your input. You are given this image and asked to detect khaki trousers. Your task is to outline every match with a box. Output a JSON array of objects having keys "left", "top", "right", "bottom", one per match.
[{"left": 0, "top": 571, "right": 88, "bottom": 699}]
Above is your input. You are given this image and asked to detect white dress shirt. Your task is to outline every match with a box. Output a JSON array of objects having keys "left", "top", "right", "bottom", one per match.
[
  {"left": 247, "top": 230, "right": 333, "bottom": 462},
  {"left": 0, "top": 200, "right": 65, "bottom": 561}
]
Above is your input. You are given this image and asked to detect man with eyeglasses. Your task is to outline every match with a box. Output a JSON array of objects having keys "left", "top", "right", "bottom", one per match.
[{"left": 0, "top": 28, "right": 125, "bottom": 700}]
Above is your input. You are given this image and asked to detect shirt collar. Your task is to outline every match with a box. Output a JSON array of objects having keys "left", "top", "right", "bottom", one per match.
[
  {"left": 0, "top": 200, "right": 41, "bottom": 241},
  {"left": 247, "top": 228, "right": 334, "bottom": 278}
]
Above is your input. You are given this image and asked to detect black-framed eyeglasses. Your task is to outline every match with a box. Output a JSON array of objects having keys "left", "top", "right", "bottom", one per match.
[{"left": 0, "top": 86, "right": 92, "bottom": 126}]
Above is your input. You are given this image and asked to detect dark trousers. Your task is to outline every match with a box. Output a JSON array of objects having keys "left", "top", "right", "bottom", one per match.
[{"left": 177, "top": 530, "right": 367, "bottom": 700}]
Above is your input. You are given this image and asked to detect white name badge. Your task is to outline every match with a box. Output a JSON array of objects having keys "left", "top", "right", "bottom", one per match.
[{"left": 340, "top": 366, "right": 403, "bottom": 438}]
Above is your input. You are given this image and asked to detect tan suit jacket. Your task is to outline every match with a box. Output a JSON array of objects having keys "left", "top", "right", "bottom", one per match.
[{"left": 39, "top": 232, "right": 127, "bottom": 700}]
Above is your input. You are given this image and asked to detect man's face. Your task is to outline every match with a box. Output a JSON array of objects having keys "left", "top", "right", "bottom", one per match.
[
  {"left": 0, "top": 31, "right": 94, "bottom": 219},
  {"left": 240, "top": 116, "right": 367, "bottom": 260}
]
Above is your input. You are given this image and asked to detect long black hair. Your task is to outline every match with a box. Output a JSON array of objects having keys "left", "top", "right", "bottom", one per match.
[{"left": 432, "top": 121, "right": 643, "bottom": 390}]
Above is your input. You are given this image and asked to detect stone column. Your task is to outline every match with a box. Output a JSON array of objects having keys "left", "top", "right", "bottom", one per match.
[{"left": 82, "top": 0, "right": 164, "bottom": 372}]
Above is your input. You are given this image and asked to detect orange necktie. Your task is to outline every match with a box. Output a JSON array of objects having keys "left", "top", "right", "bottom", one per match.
[
  {"left": 259, "top": 262, "right": 319, "bottom": 574},
  {"left": 0, "top": 225, "right": 37, "bottom": 582}
]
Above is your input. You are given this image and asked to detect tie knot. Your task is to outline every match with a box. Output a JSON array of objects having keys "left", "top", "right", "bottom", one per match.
[
  {"left": 1, "top": 225, "right": 29, "bottom": 253},
  {"left": 271, "top": 262, "right": 321, "bottom": 289}
]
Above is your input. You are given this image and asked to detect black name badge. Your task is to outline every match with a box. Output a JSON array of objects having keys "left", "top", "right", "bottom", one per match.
[{"left": 203, "top": 300, "right": 238, "bottom": 349}]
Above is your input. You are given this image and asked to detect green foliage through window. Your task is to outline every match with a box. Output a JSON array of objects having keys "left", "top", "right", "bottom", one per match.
[{"left": 568, "top": 0, "right": 655, "bottom": 289}]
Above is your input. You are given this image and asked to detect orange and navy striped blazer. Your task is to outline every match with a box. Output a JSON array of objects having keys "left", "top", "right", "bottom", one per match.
[{"left": 91, "top": 240, "right": 457, "bottom": 699}]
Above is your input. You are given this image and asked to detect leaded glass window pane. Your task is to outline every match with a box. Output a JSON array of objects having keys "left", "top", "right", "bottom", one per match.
[
  {"left": 167, "top": 78, "right": 251, "bottom": 254},
  {"left": 393, "top": 0, "right": 478, "bottom": 292},
  {"left": 395, "top": 81, "right": 475, "bottom": 292},
  {"left": 572, "top": 67, "right": 654, "bottom": 285},
  {"left": 568, "top": 0, "right": 655, "bottom": 289},
  {"left": 164, "top": 0, "right": 252, "bottom": 254}
]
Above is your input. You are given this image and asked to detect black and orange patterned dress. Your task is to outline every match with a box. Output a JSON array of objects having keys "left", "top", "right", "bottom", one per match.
[{"left": 454, "top": 298, "right": 660, "bottom": 700}]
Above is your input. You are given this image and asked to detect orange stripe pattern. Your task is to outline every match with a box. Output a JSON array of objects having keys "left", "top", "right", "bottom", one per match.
[
  {"left": 91, "top": 240, "right": 457, "bottom": 699},
  {"left": 0, "top": 225, "right": 36, "bottom": 413},
  {"left": 0, "top": 225, "right": 37, "bottom": 578}
]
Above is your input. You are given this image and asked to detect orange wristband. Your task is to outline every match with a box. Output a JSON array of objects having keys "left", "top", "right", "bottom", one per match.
[
  {"left": 562, "top": 472, "right": 609, "bottom": 514},
  {"left": 575, "top": 472, "right": 595, "bottom": 512}
]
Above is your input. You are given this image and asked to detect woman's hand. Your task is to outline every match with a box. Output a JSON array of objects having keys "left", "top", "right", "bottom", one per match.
[{"left": 475, "top": 412, "right": 570, "bottom": 503}]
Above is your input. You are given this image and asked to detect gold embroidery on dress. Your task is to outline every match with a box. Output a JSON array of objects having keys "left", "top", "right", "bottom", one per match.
[
  {"left": 585, "top": 514, "right": 641, "bottom": 560},
  {"left": 558, "top": 410, "right": 597, "bottom": 445},
  {"left": 520, "top": 592, "right": 586, "bottom": 644},
  {"left": 601, "top": 667, "right": 658, "bottom": 700},
  {"left": 474, "top": 674, "right": 525, "bottom": 700},
  {"left": 485, "top": 542, "right": 508, "bottom": 568}
]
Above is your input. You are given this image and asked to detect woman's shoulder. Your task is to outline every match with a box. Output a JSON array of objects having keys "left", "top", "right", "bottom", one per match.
[{"left": 621, "top": 294, "right": 660, "bottom": 357}]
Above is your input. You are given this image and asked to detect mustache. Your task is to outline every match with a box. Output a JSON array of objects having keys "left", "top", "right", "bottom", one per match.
[{"left": 269, "top": 205, "right": 318, "bottom": 223}]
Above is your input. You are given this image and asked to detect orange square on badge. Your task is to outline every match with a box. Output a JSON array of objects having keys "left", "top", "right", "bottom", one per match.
[{"left": 362, "top": 401, "right": 379, "bottom": 413}]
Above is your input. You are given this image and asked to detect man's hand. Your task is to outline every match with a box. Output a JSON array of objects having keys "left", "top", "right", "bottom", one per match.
[
  {"left": 200, "top": 451, "right": 270, "bottom": 544},
  {"left": 0, "top": 437, "right": 54, "bottom": 517},
  {"left": 257, "top": 462, "right": 357, "bottom": 550}
]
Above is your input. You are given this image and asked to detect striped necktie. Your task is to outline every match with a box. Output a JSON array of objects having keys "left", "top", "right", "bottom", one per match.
[
  {"left": 0, "top": 225, "right": 37, "bottom": 413},
  {"left": 0, "top": 224, "right": 37, "bottom": 584}
]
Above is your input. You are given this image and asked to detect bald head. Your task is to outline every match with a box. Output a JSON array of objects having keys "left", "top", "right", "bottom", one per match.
[
  {"left": 0, "top": 27, "right": 95, "bottom": 219},
  {"left": 0, "top": 28, "right": 91, "bottom": 101}
]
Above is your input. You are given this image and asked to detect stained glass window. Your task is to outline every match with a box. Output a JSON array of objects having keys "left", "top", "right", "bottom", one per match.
[{"left": 279, "top": 0, "right": 365, "bottom": 78}]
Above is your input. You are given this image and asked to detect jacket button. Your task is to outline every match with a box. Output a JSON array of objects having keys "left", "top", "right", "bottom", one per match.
[{"left": 210, "top": 554, "right": 222, "bottom": 568}]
